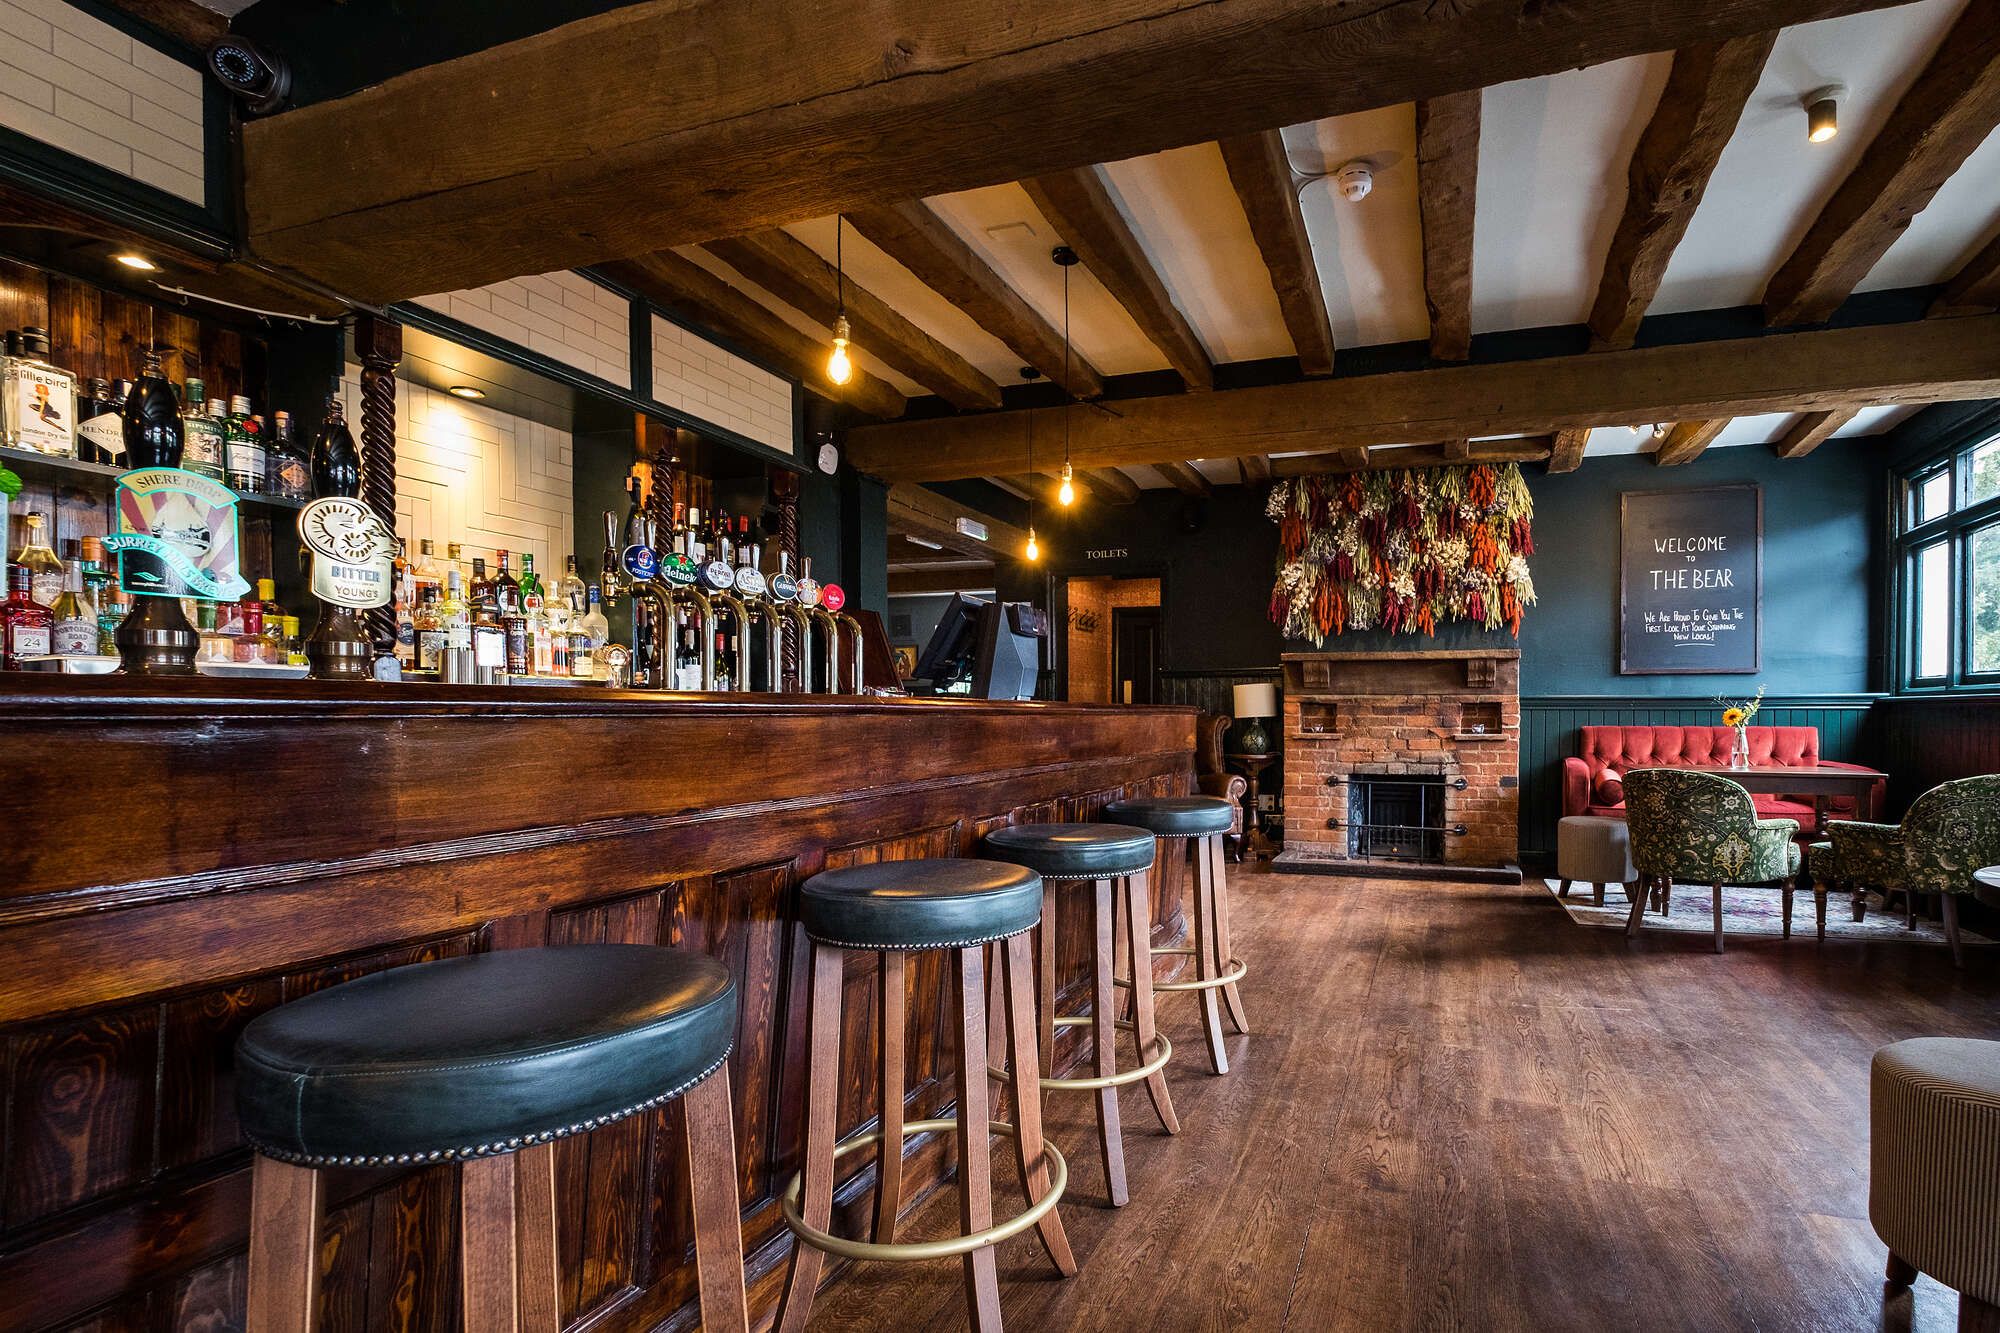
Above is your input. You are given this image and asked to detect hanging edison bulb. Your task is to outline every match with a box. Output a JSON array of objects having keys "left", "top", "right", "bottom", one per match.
[
  {"left": 1025, "top": 526, "right": 1040, "bottom": 561},
  {"left": 1058, "top": 460, "right": 1075, "bottom": 506},
  {"left": 827, "top": 314, "right": 853, "bottom": 386}
]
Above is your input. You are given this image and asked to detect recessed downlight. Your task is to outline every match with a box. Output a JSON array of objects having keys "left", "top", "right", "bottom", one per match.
[
  {"left": 113, "top": 253, "right": 157, "bottom": 271},
  {"left": 447, "top": 385, "right": 486, "bottom": 400}
]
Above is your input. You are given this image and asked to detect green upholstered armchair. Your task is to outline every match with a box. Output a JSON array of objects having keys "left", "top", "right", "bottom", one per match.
[
  {"left": 1622, "top": 768, "right": 1802, "bottom": 954},
  {"left": 1810, "top": 819, "right": 1911, "bottom": 932},
  {"left": 1823, "top": 776, "right": 2000, "bottom": 968}
]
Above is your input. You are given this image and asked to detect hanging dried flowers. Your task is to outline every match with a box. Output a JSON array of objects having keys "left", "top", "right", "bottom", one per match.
[{"left": 1266, "top": 463, "right": 1537, "bottom": 647}]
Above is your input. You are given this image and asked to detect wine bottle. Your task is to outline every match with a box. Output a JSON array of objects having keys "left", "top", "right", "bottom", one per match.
[{"left": 310, "top": 391, "right": 360, "bottom": 498}]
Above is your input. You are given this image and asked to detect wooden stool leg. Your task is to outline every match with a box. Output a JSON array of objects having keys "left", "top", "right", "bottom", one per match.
[
  {"left": 1000, "top": 932, "right": 1078, "bottom": 1276},
  {"left": 513, "top": 1142, "right": 560, "bottom": 1333},
  {"left": 984, "top": 940, "right": 1009, "bottom": 1122},
  {"left": 682, "top": 1070, "right": 750, "bottom": 1333},
  {"left": 776, "top": 943, "right": 843, "bottom": 1333},
  {"left": 1944, "top": 894, "right": 1965, "bottom": 969},
  {"left": 1189, "top": 838, "right": 1229, "bottom": 1074},
  {"left": 952, "top": 946, "right": 1004, "bottom": 1331},
  {"left": 1961, "top": 1295, "right": 2000, "bottom": 1333},
  {"left": 1036, "top": 884, "right": 1058, "bottom": 1079},
  {"left": 1207, "top": 835, "right": 1249, "bottom": 1035},
  {"left": 1557, "top": 878, "right": 1571, "bottom": 897},
  {"left": 1593, "top": 881, "right": 1605, "bottom": 907},
  {"left": 247, "top": 1155, "right": 322, "bottom": 1333},
  {"left": 1089, "top": 878, "right": 1129, "bottom": 1206},
  {"left": 1625, "top": 875, "right": 1649, "bottom": 939},
  {"left": 1123, "top": 869, "right": 1179, "bottom": 1134},
  {"left": 461, "top": 1154, "right": 522, "bottom": 1333},
  {"left": 1815, "top": 882, "right": 1828, "bottom": 942},
  {"left": 875, "top": 949, "right": 906, "bottom": 1244}
]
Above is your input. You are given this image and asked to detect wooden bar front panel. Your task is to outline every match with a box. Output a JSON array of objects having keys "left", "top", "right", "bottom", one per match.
[{"left": 0, "top": 679, "right": 1195, "bottom": 1331}]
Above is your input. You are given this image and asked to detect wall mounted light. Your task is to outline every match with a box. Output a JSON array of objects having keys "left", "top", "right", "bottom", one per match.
[{"left": 1804, "top": 85, "right": 1843, "bottom": 144}]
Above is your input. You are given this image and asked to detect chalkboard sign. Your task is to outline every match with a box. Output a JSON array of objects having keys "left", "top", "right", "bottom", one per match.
[{"left": 1619, "top": 484, "right": 1762, "bottom": 675}]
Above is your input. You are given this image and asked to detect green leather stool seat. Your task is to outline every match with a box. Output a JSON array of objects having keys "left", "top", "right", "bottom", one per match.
[
  {"left": 1103, "top": 795, "right": 1235, "bottom": 838},
  {"left": 799, "top": 858, "right": 1042, "bottom": 950},
  {"left": 983, "top": 823, "right": 1156, "bottom": 879},
  {"left": 236, "top": 945, "right": 736, "bottom": 1168}
]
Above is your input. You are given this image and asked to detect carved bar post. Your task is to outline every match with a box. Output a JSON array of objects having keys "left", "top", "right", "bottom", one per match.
[
  {"left": 770, "top": 467, "right": 801, "bottom": 689},
  {"left": 356, "top": 315, "right": 402, "bottom": 657},
  {"left": 642, "top": 415, "right": 678, "bottom": 555}
]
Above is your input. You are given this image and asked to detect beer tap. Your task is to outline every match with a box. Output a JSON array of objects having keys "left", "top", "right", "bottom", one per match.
[
  {"left": 598, "top": 509, "right": 625, "bottom": 606},
  {"left": 627, "top": 576, "right": 675, "bottom": 688},
  {"left": 836, "top": 613, "right": 865, "bottom": 693}
]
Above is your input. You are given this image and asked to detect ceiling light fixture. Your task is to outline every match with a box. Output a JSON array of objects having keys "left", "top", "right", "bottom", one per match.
[
  {"left": 1054, "top": 244, "right": 1080, "bottom": 507},
  {"left": 446, "top": 385, "right": 486, "bottom": 400},
  {"left": 906, "top": 535, "right": 944, "bottom": 551},
  {"left": 826, "top": 216, "right": 854, "bottom": 387},
  {"left": 113, "top": 253, "right": 157, "bottom": 271},
  {"left": 1804, "top": 85, "right": 1843, "bottom": 144}
]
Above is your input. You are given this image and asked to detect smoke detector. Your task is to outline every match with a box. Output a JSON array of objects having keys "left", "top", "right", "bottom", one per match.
[{"left": 1334, "top": 161, "right": 1374, "bottom": 202}]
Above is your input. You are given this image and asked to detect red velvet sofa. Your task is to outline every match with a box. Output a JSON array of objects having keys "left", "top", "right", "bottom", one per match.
[{"left": 1562, "top": 725, "right": 1884, "bottom": 825}]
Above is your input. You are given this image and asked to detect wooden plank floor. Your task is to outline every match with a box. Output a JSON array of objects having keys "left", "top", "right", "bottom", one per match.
[{"left": 802, "top": 865, "right": 2000, "bottom": 1331}]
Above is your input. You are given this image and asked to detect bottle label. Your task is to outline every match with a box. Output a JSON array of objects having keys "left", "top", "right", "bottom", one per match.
[
  {"left": 9, "top": 624, "right": 50, "bottom": 656},
  {"left": 445, "top": 619, "right": 471, "bottom": 652},
  {"left": 29, "top": 570, "right": 62, "bottom": 606},
  {"left": 274, "top": 456, "right": 311, "bottom": 501},
  {"left": 621, "top": 544, "right": 658, "bottom": 581},
  {"left": 7, "top": 365, "right": 74, "bottom": 455},
  {"left": 820, "top": 584, "right": 847, "bottom": 613},
  {"left": 53, "top": 617, "right": 94, "bottom": 655},
  {"left": 733, "top": 566, "right": 767, "bottom": 597},
  {"left": 472, "top": 623, "right": 506, "bottom": 668},
  {"left": 226, "top": 442, "right": 268, "bottom": 491},
  {"left": 417, "top": 628, "right": 444, "bottom": 670},
  {"left": 770, "top": 573, "right": 798, "bottom": 603},
  {"left": 183, "top": 418, "right": 225, "bottom": 476},
  {"left": 701, "top": 560, "right": 734, "bottom": 591},
  {"left": 79, "top": 412, "right": 124, "bottom": 461},
  {"left": 660, "top": 553, "right": 697, "bottom": 587}
]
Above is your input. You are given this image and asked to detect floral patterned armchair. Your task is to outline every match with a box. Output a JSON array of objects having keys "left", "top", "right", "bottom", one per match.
[
  {"left": 1816, "top": 775, "right": 2000, "bottom": 967},
  {"left": 1622, "top": 768, "right": 1802, "bottom": 954}
]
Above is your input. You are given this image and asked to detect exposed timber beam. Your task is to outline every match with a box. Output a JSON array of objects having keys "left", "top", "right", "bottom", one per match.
[
  {"left": 1273, "top": 438, "right": 1554, "bottom": 476},
  {"left": 1764, "top": 0, "right": 2000, "bottom": 326},
  {"left": 985, "top": 476, "right": 1035, "bottom": 501},
  {"left": 845, "top": 315, "right": 2000, "bottom": 481},
  {"left": 704, "top": 231, "right": 1002, "bottom": 410},
  {"left": 1654, "top": 419, "right": 1730, "bottom": 466},
  {"left": 599, "top": 252, "right": 906, "bottom": 419},
  {"left": 1587, "top": 33, "right": 1777, "bottom": 349},
  {"left": 845, "top": 201, "right": 1107, "bottom": 399},
  {"left": 1219, "top": 130, "right": 1335, "bottom": 375},
  {"left": 889, "top": 565, "right": 1001, "bottom": 596},
  {"left": 1769, "top": 408, "right": 1859, "bottom": 459},
  {"left": 1240, "top": 454, "right": 1274, "bottom": 484},
  {"left": 101, "top": 0, "right": 224, "bottom": 50},
  {"left": 1931, "top": 229, "right": 2000, "bottom": 317},
  {"left": 1022, "top": 167, "right": 1214, "bottom": 391},
  {"left": 1415, "top": 91, "right": 1482, "bottom": 361},
  {"left": 1546, "top": 427, "right": 1591, "bottom": 474},
  {"left": 1442, "top": 438, "right": 1473, "bottom": 461},
  {"left": 241, "top": 0, "right": 1920, "bottom": 303},
  {"left": 886, "top": 482, "right": 1027, "bottom": 562},
  {"left": 1081, "top": 467, "right": 1141, "bottom": 504},
  {"left": 1155, "top": 461, "right": 1213, "bottom": 497}
]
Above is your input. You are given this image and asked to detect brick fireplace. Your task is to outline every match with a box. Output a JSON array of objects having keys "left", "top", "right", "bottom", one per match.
[{"left": 1275, "top": 650, "right": 1520, "bottom": 880}]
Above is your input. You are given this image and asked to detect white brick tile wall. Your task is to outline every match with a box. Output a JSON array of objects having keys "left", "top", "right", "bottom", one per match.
[
  {"left": 0, "top": 0, "right": 204, "bottom": 203},
  {"left": 650, "top": 313, "right": 794, "bottom": 455},
  {"left": 343, "top": 372, "right": 576, "bottom": 584},
  {"left": 414, "top": 272, "right": 632, "bottom": 390}
]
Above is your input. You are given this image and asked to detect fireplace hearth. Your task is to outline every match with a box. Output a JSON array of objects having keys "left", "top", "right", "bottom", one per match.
[{"left": 1345, "top": 772, "right": 1455, "bottom": 862}]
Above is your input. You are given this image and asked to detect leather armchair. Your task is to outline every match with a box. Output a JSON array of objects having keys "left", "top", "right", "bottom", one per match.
[{"left": 1194, "top": 712, "right": 1249, "bottom": 861}]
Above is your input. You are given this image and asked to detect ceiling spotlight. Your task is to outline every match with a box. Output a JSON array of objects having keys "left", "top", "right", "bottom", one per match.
[
  {"left": 113, "top": 253, "right": 157, "bottom": 271},
  {"left": 1804, "top": 85, "right": 1843, "bottom": 144},
  {"left": 447, "top": 385, "right": 486, "bottom": 400}
]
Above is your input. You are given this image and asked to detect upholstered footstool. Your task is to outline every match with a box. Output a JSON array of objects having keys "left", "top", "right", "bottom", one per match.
[
  {"left": 1556, "top": 815, "right": 1638, "bottom": 908},
  {"left": 1871, "top": 1038, "right": 2000, "bottom": 1331}
]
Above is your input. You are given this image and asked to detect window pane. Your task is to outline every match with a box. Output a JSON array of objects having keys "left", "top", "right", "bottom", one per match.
[
  {"left": 1970, "top": 438, "right": 2000, "bottom": 508},
  {"left": 1914, "top": 469, "right": 1952, "bottom": 526},
  {"left": 1915, "top": 541, "right": 1951, "bottom": 679},
  {"left": 1974, "top": 525, "right": 2000, "bottom": 674}
]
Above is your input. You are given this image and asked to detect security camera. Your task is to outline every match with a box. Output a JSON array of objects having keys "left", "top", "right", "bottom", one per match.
[{"left": 206, "top": 36, "right": 290, "bottom": 116}]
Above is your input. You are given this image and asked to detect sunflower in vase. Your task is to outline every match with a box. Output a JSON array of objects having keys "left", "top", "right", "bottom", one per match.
[{"left": 1714, "top": 686, "right": 1765, "bottom": 770}]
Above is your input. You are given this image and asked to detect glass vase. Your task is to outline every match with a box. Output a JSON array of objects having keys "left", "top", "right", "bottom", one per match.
[{"left": 1728, "top": 725, "right": 1751, "bottom": 770}]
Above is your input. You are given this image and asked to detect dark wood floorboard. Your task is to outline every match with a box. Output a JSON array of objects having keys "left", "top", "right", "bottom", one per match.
[{"left": 803, "top": 867, "right": 2000, "bottom": 1331}]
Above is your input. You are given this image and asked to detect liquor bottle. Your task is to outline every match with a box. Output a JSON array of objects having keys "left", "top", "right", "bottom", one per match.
[
  {"left": 502, "top": 606, "right": 529, "bottom": 675},
  {"left": 493, "top": 550, "right": 521, "bottom": 616},
  {"left": 80, "top": 535, "right": 114, "bottom": 603},
  {"left": 446, "top": 542, "right": 466, "bottom": 590},
  {"left": 257, "top": 577, "right": 283, "bottom": 627},
  {"left": 2, "top": 326, "right": 75, "bottom": 456},
  {"left": 558, "top": 554, "right": 587, "bottom": 616},
  {"left": 413, "top": 587, "right": 443, "bottom": 671},
  {"left": 438, "top": 570, "right": 470, "bottom": 649},
  {"left": 267, "top": 410, "right": 311, "bottom": 501},
  {"left": 712, "top": 627, "right": 734, "bottom": 692},
  {"left": 518, "top": 553, "right": 544, "bottom": 615},
  {"left": 180, "top": 380, "right": 225, "bottom": 480},
  {"left": 580, "top": 583, "right": 609, "bottom": 654},
  {"left": 310, "top": 391, "right": 360, "bottom": 498},
  {"left": 96, "top": 587, "right": 127, "bottom": 656},
  {"left": 732, "top": 516, "right": 766, "bottom": 598},
  {"left": 395, "top": 581, "right": 417, "bottom": 667},
  {"left": 12, "top": 511, "right": 63, "bottom": 607},
  {"left": 568, "top": 612, "right": 595, "bottom": 679},
  {"left": 470, "top": 584, "right": 506, "bottom": 677},
  {"left": 391, "top": 538, "right": 410, "bottom": 606},
  {"left": 225, "top": 395, "right": 266, "bottom": 493},
  {"left": 75, "top": 377, "right": 117, "bottom": 465},
  {"left": 282, "top": 615, "right": 305, "bottom": 666},
  {"left": 468, "top": 556, "right": 493, "bottom": 615},
  {"left": 49, "top": 556, "right": 95, "bottom": 655},
  {"left": 122, "top": 349, "right": 184, "bottom": 468},
  {"left": 2, "top": 564, "right": 54, "bottom": 666},
  {"left": 411, "top": 539, "right": 443, "bottom": 604}
]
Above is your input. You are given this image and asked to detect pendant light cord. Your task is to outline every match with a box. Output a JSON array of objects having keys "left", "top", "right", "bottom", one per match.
[
  {"left": 835, "top": 216, "right": 845, "bottom": 317},
  {"left": 1062, "top": 261, "right": 1071, "bottom": 471}
]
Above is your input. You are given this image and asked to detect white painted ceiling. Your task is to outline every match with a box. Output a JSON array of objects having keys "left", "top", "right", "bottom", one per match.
[{"left": 759, "top": 0, "right": 1990, "bottom": 489}]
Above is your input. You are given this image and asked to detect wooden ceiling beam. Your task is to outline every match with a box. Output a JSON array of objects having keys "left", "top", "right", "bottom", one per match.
[
  {"left": 1769, "top": 407, "right": 1859, "bottom": 459},
  {"left": 1081, "top": 467, "right": 1142, "bottom": 504},
  {"left": 1219, "top": 129, "right": 1336, "bottom": 376},
  {"left": 1931, "top": 228, "right": 2000, "bottom": 317},
  {"left": 1272, "top": 438, "right": 1553, "bottom": 476},
  {"left": 240, "top": 0, "right": 1918, "bottom": 303},
  {"left": 1587, "top": 33, "right": 1777, "bottom": 350},
  {"left": 704, "top": 231, "right": 1002, "bottom": 410},
  {"left": 844, "top": 201, "right": 1107, "bottom": 399},
  {"left": 1021, "top": 167, "right": 1214, "bottom": 391},
  {"left": 1654, "top": 419, "right": 1730, "bottom": 466},
  {"left": 1415, "top": 91, "right": 1482, "bottom": 361},
  {"left": 887, "top": 482, "right": 1027, "bottom": 562},
  {"left": 845, "top": 314, "right": 2000, "bottom": 480},
  {"left": 1240, "top": 454, "right": 1274, "bottom": 484},
  {"left": 1545, "top": 427, "right": 1591, "bottom": 474},
  {"left": 889, "top": 566, "right": 1001, "bottom": 596},
  {"left": 1155, "top": 461, "right": 1213, "bottom": 497},
  {"left": 599, "top": 252, "right": 906, "bottom": 419},
  {"left": 1764, "top": 0, "right": 2000, "bottom": 326}
]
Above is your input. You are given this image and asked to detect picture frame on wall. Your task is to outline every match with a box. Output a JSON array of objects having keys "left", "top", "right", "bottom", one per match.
[
  {"left": 892, "top": 643, "right": 919, "bottom": 680},
  {"left": 1618, "top": 484, "right": 1763, "bottom": 675}
]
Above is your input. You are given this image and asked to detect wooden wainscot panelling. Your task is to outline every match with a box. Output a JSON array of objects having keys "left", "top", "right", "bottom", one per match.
[{"left": 0, "top": 683, "right": 1192, "bottom": 1331}]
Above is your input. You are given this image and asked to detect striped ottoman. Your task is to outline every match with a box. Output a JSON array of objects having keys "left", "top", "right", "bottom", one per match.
[{"left": 1871, "top": 1038, "right": 2000, "bottom": 1330}]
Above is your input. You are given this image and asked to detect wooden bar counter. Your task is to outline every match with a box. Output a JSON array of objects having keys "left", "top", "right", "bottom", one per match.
[{"left": 0, "top": 677, "right": 1196, "bottom": 1331}]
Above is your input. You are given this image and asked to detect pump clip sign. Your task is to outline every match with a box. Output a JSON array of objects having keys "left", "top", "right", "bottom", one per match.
[
  {"left": 299, "top": 497, "right": 396, "bottom": 609},
  {"left": 100, "top": 467, "right": 250, "bottom": 601}
]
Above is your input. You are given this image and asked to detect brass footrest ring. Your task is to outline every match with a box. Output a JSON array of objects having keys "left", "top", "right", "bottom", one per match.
[
  {"left": 1112, "top": 950, "right": 1248, "bottom": 992},
  {"left": 988, "top": 1015, "right": 1173, "bottom": 1091},
  {"left": 780, "top": 1118, "right": 1067, "bottom": 1263}
]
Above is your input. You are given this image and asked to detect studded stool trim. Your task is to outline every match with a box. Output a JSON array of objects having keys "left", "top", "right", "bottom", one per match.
[
  {"left": 242, "top": 1046, "right": 734, "bottom": 1168},
  {"left": 800, "top": 922, "right": 1036, "bottom": 952},
  {"left": 781, "top": 1118, "right": 1067, "bottom": 1262}
]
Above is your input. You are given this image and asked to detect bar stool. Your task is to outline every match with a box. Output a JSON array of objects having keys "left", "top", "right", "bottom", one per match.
[
  {"left": 982, "top": 823, "right": 1179, "bottom": 1207},
  {"left": 777, "top": 858, "right": 1075, "bottom": 1333},
  {"left": 1103, "top": 795, "right": 1249, "bottom": 1075},
  {"left": 235, "top": 945, "right": 746, "bottom": 1333}
]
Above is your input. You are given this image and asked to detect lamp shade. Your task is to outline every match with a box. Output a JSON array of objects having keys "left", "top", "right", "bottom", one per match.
[{"left": 1233, "top": 683, "right": 1277, "bottom": 719}]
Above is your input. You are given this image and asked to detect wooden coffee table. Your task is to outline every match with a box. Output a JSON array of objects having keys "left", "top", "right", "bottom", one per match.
[{"left": 1684, "top": 764, "right": 1887, "bottom": 835}]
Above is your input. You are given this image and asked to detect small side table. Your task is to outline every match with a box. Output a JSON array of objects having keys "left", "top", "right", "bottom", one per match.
[{"left": 1225, "top": 752, "right": 1280, "bottom": 861}]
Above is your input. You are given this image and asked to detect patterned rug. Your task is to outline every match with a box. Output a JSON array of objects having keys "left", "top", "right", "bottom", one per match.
[{"left": 1543, "top": 880, "right": 1996, "bottom": 947}]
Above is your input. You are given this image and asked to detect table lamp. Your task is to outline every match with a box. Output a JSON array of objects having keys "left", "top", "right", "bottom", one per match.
[{"left": 1233, "top": 682, "right": 1278, "bottom": 754}]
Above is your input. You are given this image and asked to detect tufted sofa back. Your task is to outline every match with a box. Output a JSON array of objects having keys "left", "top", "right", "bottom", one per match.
[{"left": 1577, "top": 725, "right": 1820, "bottom": 779}]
